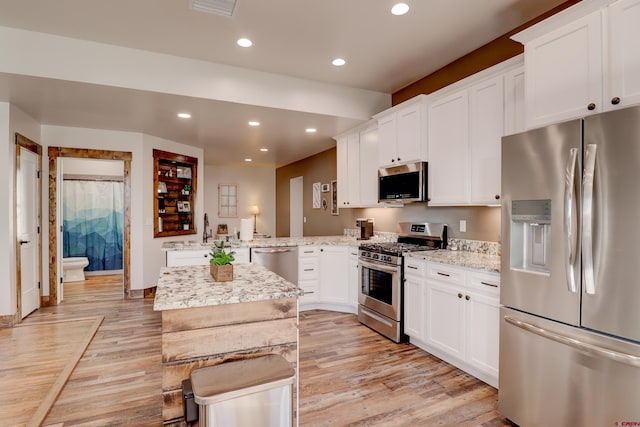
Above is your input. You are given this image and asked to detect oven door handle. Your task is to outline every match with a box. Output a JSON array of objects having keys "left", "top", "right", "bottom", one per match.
[{"left": 358, "top": 258, "right": 398, "bottom": 275}]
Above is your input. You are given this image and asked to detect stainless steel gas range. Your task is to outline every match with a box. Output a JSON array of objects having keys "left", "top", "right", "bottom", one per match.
[{"left": 358, "top": 222, "right": 447, "bottom": 342}]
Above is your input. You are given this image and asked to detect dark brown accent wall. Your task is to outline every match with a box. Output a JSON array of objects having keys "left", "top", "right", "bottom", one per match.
[
  {"left": 393, "top": 0, "right": 581, "bottom": 105},
  {"left": 275, "top": 148, "right": 346, "bottom": 237}
]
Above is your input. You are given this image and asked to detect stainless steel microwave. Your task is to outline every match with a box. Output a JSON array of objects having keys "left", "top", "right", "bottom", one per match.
[{"left": 378, "top": 162, "right": 428, "bottom": 203}]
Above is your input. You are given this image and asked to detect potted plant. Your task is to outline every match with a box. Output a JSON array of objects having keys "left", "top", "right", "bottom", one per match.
[
  {"left": 209, "top": 241, "right": 235, "bottom": 282},
  {"left": 181, "top": 184, "right": 191, "bottom": 195}
]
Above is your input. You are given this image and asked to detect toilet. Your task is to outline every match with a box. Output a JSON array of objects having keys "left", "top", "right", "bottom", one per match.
[{"left": 62, "top": 257, "right": 90, "bottom": 282}]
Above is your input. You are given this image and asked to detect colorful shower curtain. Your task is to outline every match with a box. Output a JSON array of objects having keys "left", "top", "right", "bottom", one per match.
[{"left": 63, "top": 180, "right": 124, "bottom": 271}]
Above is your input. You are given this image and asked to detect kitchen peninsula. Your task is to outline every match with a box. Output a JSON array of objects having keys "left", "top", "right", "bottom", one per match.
[{"left": 154, "top": 262, "right": 303, "bottom": 424}]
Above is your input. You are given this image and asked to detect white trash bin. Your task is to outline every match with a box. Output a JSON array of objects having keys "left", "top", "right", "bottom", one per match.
[{"left": 190, "top": 354, "right": 295, "bottom": 427}]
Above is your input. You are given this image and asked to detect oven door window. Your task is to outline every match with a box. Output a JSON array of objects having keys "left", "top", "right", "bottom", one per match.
[{"left": 361, "top": 265, "right": 394, "bottom": 306}]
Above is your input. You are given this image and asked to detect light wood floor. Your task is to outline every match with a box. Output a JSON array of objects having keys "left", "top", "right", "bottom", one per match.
[{"left": 7, "top": 276, "right": 509, "bottom": 426}]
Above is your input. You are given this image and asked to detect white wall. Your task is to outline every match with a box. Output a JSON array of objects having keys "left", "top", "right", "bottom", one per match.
[
  {"left": 0, "top": 103, "right": 41, "bottom": 316},
  {"left": 63, "top": 157, "right": 124, "bottom": 176},
  {"left": 204, "top": 164, "right": 276, "bottom": 238},
  {"left": 142, "top": 134, "right": 204, "bottom": 287}
]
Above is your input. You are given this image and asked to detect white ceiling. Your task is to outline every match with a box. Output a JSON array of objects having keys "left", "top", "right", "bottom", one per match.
[{"left": 0, "top": 0, "right": 567, "bottom": 167}]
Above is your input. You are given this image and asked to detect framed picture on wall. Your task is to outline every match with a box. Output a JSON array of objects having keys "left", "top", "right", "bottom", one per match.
[{"left": 331, "top": 180, "right": 339, "bottom": 215}]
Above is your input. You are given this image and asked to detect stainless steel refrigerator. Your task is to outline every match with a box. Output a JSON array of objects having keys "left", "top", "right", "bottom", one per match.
[{"left": 500, "top": 105, "right": 640, "bottom": 426}]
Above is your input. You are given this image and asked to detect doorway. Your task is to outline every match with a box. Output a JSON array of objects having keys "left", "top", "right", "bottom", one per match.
[
  {"left": 15, "top": 133, "right": 42, "bottom": 320},
  {"left": 48, "top": 147, "right": 132, "bottom": 304},
  {"left": 290, "top": 176, "right": 303, "bottom": 238}
]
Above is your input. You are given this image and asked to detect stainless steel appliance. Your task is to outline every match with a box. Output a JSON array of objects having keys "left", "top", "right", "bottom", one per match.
[
  {"left": 500, "top": 106, "right": 640, "bottom": 426},
  {"left": 250, "top": 246, "right": 298, "bottom": 284},
  {"left": 355, "top": 218, "right": 374, "bottom": 240},
  {"left": 378, "top": 162, "right": 428, "bottom": 203},
  {"left": 358, "top": 222, "right": 447, "bottom": 342}
]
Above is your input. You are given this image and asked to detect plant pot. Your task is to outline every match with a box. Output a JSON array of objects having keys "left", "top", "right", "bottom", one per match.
[{"left": 210, "top": 263, "right": 233, "bottom": 282}]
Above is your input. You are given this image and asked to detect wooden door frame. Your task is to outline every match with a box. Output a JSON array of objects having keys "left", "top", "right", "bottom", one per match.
[
  {"left": 14, "top": 133, "right": 42, "bottom": 324},
  {"left": 48, "top": 147, "right": 132, "bottom": 303}
]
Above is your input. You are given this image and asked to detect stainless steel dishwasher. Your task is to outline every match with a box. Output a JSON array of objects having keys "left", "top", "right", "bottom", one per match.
[{"left": 250, "top": 246, "right": 298, "bottom": 284}]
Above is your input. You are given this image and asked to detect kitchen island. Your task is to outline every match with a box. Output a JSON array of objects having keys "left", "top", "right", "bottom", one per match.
[{"left": 154, "top": 263, "right": 303, "bottom": 425}]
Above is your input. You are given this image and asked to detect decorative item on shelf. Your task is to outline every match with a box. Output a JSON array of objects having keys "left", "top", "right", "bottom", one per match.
[
  {"left": 157, "top": 181, "right": 168, "bottom": 194},
  {"left": 181, "top": 184, "right": 191, "bottom": 195},
  {"left": 250, "top": 204, "right": 260, "bottom": 233},
  {"left": 177, "top": 201, "right": 191, "bottom": 213},
  {"left": 209, "top": 241, "right": 235, "bottom": 282},
  {"left": 217, "top": 224, "right": 228, "bottom": 235},
  {"left": 182, "top": 219, "right": 191, "bottom": 231},
  {"left": 176, "top": 166, "right": 192, "bottom": 179},
  {"left": 158, "top": 197, "right": 166, "bottom": 214}
]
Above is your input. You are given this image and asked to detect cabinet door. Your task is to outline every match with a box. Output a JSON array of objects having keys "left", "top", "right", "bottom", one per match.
[
  {"left": 465, "top": 289, "right": 500, "bottom": 381},
  {"left": 607, "top": 0, "right": 640, "bottom": 110},
  {"left": 347, "top": 132, "right": 361, "bottom": 206},
  {"left": 524, "top": 10, "right": 603, "bottom": 128},
  {"left": 396, "top": 103, "right": 423, "bottom": 164},
  {"left": 319, "top": 246, "right": 349, "bottom": 304},
  {"left": 470, "top": 75, "right": 504, "bottom": 205},
  {"left": 428, "top": 90, "right": 469, "bottom": 205},
  {"left": 336, "top": 136, "right": 349, "bottom": 207},
  {"left": 404, "top": 258, "right": 426, "bottom": 341},
  {"left": 358, "top": 126, "right": 380, "bottom": 206},
  {"left": 377, "top": 113, "right": 397, "bottom": 167},
  {"left": 233, "top": 247, "right": 250, "bottom": 264},
  {"left": 425, "top": 280, "right": 465, "bottom": 360},
  {"left": 504, "top": 66, "right": 526, "bottom": 135},
  {"left": 348, "top": 247, "right": 359, "bottom": 309}
]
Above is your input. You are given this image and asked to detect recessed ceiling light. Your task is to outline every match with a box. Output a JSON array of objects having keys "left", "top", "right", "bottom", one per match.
[
  {"left": 305, "top": 128, "right": 317, "bottom": 133},
  {"left": 177, "top": 113, "right": 191, "bottom": 119},
  {"left": 260, "top": 148, "right": 268, "bottom": 152},
  {"left": 237, "top": 38, "right": 253, "bottom": 48},
  {"left": 244, "top": 158, "right": 253, "bottom": 162},
  {"left": 248, "top": 121, "right": 260, "bottom": 126},
  {"left": 391, "top": 3, "right": 410, "bottom": 15},
  {"left": 332, "top": 58, "right": 346, "bottom": 67}
]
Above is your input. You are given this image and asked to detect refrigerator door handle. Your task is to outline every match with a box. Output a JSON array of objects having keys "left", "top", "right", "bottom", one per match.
[
  {"left": 564, "top": 147, "right": 579, "bottom": 293},
  {"left": 504, "top": 316, "right": 640, "bottom": 368},
  {"left": 583, "top": 144, "right": 597, "bottom": 295}
]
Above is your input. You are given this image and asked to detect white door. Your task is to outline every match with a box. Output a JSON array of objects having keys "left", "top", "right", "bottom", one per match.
[
  {"left": 18, "top": 147, "right": 40, "bottom": 318},
  {"left": 290, "top": 176, "right": 303, "bottom": 238}
]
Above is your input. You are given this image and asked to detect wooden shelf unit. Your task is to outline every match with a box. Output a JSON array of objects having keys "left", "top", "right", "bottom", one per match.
[{"left": 153, "top": 149, "right": 198, "bottom": 238}]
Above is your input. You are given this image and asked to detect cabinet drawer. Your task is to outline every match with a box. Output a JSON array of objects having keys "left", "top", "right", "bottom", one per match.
[
  {"left": 166, "top": 250, "right": 210, "bottom": 266},
  {"left": 299, "top": 257, "right": 319, "bottom": 280},
  {"left": 298, "top": 279, "right": 319, "bottom": 303},
  {"left": 404, "top": 258, "right": 426, "bottom": 277},
  {"left": 298, "top": 246, "right": 320, "bottom": 257},
  {"left": 427, "top": 263, "right": 465, "bottom": 285},
  {"left": 466, "top": 270, "right": 500, "bottom": 296}
]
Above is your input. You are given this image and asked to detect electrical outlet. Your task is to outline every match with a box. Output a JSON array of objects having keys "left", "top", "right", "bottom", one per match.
[
  {"left": 303, "top": 216, "right": 307, "bottom": 223},
  {"left": 460, "top": 220, "right": 467, "bottom": 233}
]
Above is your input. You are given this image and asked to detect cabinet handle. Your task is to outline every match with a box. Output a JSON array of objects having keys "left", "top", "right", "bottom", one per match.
[
  {"left": 397, "top": 157, "right": 401, "bottom": 162},
  {"left": 587, "top": 103, "right": 596, "bottom": 111},
  {"left": 611, "top": 97, "right": 621, "bottom": 105},
  {"left": 203, "top": 254, "right": 208, "bottom": 258},
  {"left": 481, "top": 281, "right": 498, "bottom": 288},
  {"left": 465, "top": 295, "right": 470, "bottom": 301},
  {"left": 494, "top": 194, "right": 500, "bottom": 200},
  {"left": 391, "top": 158, "right": 395, "bottom": 163},
  {"left": 437, "top": 272, "right": 450, "bottom": 277},
  {"left": 407, "top": 265, "right": 418, "bottom": 270},
  {"left": 304, "top": 268, "right": 314, "bottom": 271},
  {"left": 457, "top": 293, "right": 463, "bottom": 299},
  {"left": 320, "top": 248, "right": 324, "bottom": 252}
]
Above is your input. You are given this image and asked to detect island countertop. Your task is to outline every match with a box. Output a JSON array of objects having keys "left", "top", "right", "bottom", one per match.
[{"left": 153, "top": 262, "right": 303, "bottom": 311}]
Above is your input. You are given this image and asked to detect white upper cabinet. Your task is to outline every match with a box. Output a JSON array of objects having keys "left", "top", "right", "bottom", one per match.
[
  {"left": 428, "top": 90, "right": 470, "bottom": 205},
  {"left": 426, "top": 58, "right": 518, "bottom": 206},
  {"left": 469, "top": 75, "right": 504, "bottom": 204},
  {"left": 607, "top": 0, "right": 640, "bottom": 109},
  {"left": 504, "top": 65, "right": 526, "bottom": 135},
  {"left": 514, "top": 0, "right": 640, "bottom": 129},
  {"left": 335, "top": 120, "right": 379, "bottom": 208},
  {"left": 374, "top": 96, "right": 428, "bottom": 168}
]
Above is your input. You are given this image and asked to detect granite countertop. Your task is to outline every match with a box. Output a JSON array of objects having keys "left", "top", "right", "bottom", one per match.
[
  {"left": 161, "top": 235, "right": 395, "bottom": 251},
  {"left": 153, "top": 263, "right": 303, "bottom": 311},
  {"left": 405, "top": 249, "right": 501, "bottom": 273}
]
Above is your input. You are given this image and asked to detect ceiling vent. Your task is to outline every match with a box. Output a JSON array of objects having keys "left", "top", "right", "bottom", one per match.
[{"left": 190, "top": 0, "right": 237, "bottom": 16}]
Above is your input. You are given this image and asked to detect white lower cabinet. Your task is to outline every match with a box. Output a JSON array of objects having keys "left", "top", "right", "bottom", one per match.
[
  {"left": 298, "top": 245, "right": 354, "bottom": 313},
  {"left": 348, "top": 246, "right": 359, "bottom": 309},
  {"left": 166, "top": 246, "right": 250, "bottom": 267},
  {"left": 404, "top": 259, "right": 500, "bottom": 388}
]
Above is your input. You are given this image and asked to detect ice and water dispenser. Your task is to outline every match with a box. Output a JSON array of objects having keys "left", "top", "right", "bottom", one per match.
[{"left": 510, "top": 200, "right": 552, "bottom": 274}]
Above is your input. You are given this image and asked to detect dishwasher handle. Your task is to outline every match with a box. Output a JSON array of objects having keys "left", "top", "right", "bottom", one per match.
[{"left": 252, "top": 247, "right": 296, "bottom": 254}]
